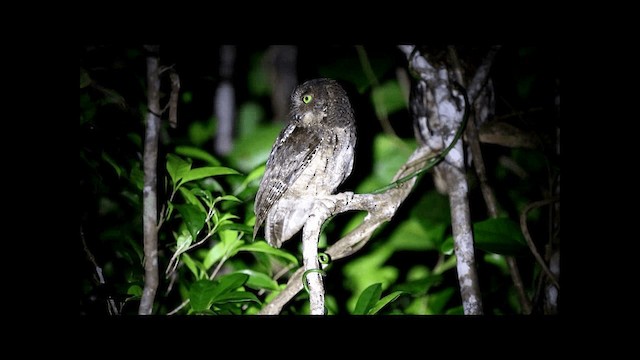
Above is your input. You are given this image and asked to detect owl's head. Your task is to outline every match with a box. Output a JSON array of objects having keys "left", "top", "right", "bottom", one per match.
[{"left": 289, "top": 78, "right": 352, "bottom": 127}]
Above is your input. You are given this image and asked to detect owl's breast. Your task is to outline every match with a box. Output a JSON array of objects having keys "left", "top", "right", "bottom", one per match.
[
  {"left": 265, "top": 128, "right": 355, "bottom": 247},
  {"left": 285, "top": 129, "right": 355, "bottom": 198}
]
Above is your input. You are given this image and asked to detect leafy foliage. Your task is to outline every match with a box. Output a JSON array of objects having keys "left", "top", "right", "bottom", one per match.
[{"left": 80, "top": 45, "right": 559, "bottom": 315}]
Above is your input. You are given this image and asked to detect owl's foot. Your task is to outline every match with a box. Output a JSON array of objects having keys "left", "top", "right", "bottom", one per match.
[{"left": 314, "top": 191, "right": 354, "bottom": 217}]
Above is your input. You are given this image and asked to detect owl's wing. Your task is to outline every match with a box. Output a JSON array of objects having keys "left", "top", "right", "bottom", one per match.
[{"left": 253, "top": 124, "right": 322, "bottom": 239}]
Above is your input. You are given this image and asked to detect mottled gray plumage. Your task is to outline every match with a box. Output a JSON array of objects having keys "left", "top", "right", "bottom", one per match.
[{"left": 253, "top": 78, "right": 356, "bottom": 248}]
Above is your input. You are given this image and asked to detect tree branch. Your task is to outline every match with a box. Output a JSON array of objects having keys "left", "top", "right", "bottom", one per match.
[
  {"left": 139, "top": 45, "right": 161, "bottom": 315},
  {"left": 168, "top": 71, "right": 180, "bottom": 128},
  {"left": 441, "top": 162, "right": 483, "bottom": 314},
  {"left": 302, "top": 210, "right": 325, "bottom": 315},
  {"left": 258, "top": 146, "right": 433, "bottom": 315}
]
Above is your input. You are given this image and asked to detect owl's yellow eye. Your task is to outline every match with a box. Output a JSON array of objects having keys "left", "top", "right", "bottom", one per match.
[{"left": 303, "top": 94, "right": 313, "bottom": 104}]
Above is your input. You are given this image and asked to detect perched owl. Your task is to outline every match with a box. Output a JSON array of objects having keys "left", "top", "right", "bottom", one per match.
[{"left": 253, "top": 78, "right": 356, "bottom": 248}]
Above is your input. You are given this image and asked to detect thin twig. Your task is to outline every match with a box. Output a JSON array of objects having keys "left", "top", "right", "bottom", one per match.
[
  {"left": 356, "top": 45, "right": 400, "bottom": 140},
  {"left": 168, "top": 299, "right": 190, "bottom": 315},
  {"left": 466, "top": 45, "right": 501, "bottom": 103},
  {"left": 81, "top": 225, "right": 119, "bottom": 315},
  {"left": 169, "top": 71, "right": 180, "bottom": 128},
  {"left": 257, "top": 263, "right": 295, "bottom": 297},
  {"left": 520, "top": 198, "right": 560, "bottom": 290}
]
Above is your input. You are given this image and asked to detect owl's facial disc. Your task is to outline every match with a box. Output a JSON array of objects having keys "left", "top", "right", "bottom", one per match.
[{"left": 299, "top": 108, "right": 326, "bottom": 126}]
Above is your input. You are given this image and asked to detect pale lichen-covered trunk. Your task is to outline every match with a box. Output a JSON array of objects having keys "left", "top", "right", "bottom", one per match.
[{"left": 401, "top": 45, "right": 484, "bottom": 315}]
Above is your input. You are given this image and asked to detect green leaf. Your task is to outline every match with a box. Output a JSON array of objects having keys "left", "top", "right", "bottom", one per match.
[
  {"left": 484, "top": 253, "right": 510, "bottom": 275},
  {"left": 192, "top": 188, "right": 214, "bottom": 206},
  {"left": 228, "top": 123, "right": 282, "bottom": 173},
  {"left": 219, "top": 229, "right": 241, "bottom": 249},
  {"left": 80, "top": 67, "right": 92, "bottom": 88},
  {"left": 393, "top": 275, "right": 443, "bottom": 296},
  {"left": 234, "top": 269, "right": 280, "bottom": 291},
  {"left": 189, "top": 279, "right": 219, "bottom": 311},
  {"left": 318, "top": 54, "right": 393, "bottom": 94},
  {"left": 473, "top": 217, "right": 527, "bottom": 255},
  {"left": 188, "top": 118, "right": 217, "bottom": 147},
  {"left": 174, "top": 230, "right": 193, "bottom": 253},
  {"left": 175, "top": 146, "right": 221, "bottom": 166},
  {"left": 340, "top": 211, "right": 367, "bottom": 237},
  {"left": 126, "top": 285, "right": 142, "bottom": 297},
  {"left": 217, "top": 223, "right": 255, "bottom": 235},
  {"left": 217, "top": 212, "right": 240, "bottom": 224},
  {"left": 213, "top": 303, "right": 242, "bottom": 315},
  {"left": 245, "top": 164, "right": 266, "bottom": 184},
  {"left": 234, "top": 164, "right": 266, "bottom": 195},
  {"left": 445, "top": 305, "right": 464, "bottom": 315},
  {"left": 441, "top": 236, "right": 454, "bottom": 255},
  {"left": 175, "top": 204, "right": 206, "bottom": 241},
  {"left": 356, "top": 134, "right": 416, "bottom": 193},
  {"left": 129, "top": 163, "right": 144, "bottom": 191},
  {"left": 410, "top": 190, "right": 451, "bottom": 226},
  {"left": 205, "top": 231, "right": 244, "bottom": 269},
  {"left": 369, "top": 291, "right": 406, "bottom": 315},
  {"left": 167, "top": 154, "right": 191, "bottom": 187},
  {"left": 427, "top": 288, "right": 455, "bottom": 315},
  {"left": 210, "top": 273, "right": 250, "bottom": 301},
  {"left": 213, "top": 291, "right": 261, "bottom": 305},
  {"left": 190, "top": 308, "right": 216, "bottom": 316},
  {"left": 343, "top": 245, "right": 398, "bottom": 312},
  {"left": 190, "top": 273, "right": 251, "bottom": 312},
  {"left": 182, "top": 91, "right": 193, "bottom": 104},
  {"left": 238, "top": 241, "right": 299, "bottom": 266},
  {"left": 178, "top": 187, "right": 207, "bottom": 214},
  {"left": 177, "top": 167, "right": 240, "bottom": 188},
  {"left": 353, "top": 283, "right": 382, "bottom": 315},
  {"left": 182, "top": 253, "right": 202, "bottom": 279},
  {"left": 237, "top": 101, "right": 266, "bottom": 137},
  {"left": 371, "top": 80, "right": 407, "bottom": 119},
  {"left": 387, "top": 218, "right": 446, "bottom": 251},
  {"left": 101, "top": 152, "right": 122, "bottom": 178},
  {"left": 97, "top": 86, "right": 126, "bottom": 109},
  {"left": 247, "top": 55, "right": 270, "bottom": 97},
  {"left": 215, "top": 194, "right": 242, "bottom": 204},
  {"left": 203, "top": 241, "right": 226, "bottom": 270},
  {"left": 442, "top": 216, "right": 527, "bottom": 257},
  {"left": 433, "top": 254, "right": 457, "bottom": 275}
]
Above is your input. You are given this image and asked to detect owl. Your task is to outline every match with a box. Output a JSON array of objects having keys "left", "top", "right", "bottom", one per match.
[{"left": 253, "top": 78, "right": 357, "bottom": 248}]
